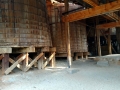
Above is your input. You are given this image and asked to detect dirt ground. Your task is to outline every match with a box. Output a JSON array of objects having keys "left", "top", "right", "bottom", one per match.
[{"left": 0, "top": 59, "right": 120, "bottom": 90}]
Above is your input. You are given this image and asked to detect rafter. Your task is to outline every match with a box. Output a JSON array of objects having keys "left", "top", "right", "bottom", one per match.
[
  {"left": 62, "top": 0, "right": 120, "bottom": 22},
  {"left": 97, "top": 20, "right": 120, "bottom": 29}
]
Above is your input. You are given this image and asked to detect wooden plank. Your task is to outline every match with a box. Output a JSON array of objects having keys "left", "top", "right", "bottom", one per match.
[
  {"left": 5, "top": 54, "right": 26, "bottom": 75},
  {"left": 2, "top": 54, "right": 9, "bottom": 74},
  {"left": 25, "top": 52, "right": 44, "bottom": 71},
  {"left": 65, "top": 0, "right": 72, "bottom": 68},
  {"left": 9, "top": 58, "right": 22, "bottom": 70},
  {"left": 42, "top": 52, "right": 55, "bottom": 69},
  {"left": 97, "top": 20, "right": 120, "bottom": 29},
  {"left": 0, "top": 48, "right": 12, "bottom": 54},
  {"left": 62, "top": 0, "right": 120, "bottom": 22}
]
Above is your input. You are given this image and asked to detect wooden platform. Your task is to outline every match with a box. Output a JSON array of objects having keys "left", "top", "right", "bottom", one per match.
[{"left": 0, "top": 47, "right": 56, "bottom": 75}]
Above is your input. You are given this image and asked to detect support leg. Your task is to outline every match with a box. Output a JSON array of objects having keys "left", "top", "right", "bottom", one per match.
[{"left": 2, "top": 54, "right": 9, "bottom": 74}]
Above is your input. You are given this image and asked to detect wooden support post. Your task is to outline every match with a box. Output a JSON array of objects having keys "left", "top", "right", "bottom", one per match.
[
  {"left": 65, "top": 0, "right": 72, "bottom": 68},
  {"left": 96, "top": 29, "right": 101, "bottom": 56},
  {"left": 2, "top": 54, "right": 9, "bottom": 74},
  {"left": 22, "top": 53, "right": 29, "bottom": 71},
  {"left": 108, "top": 29, "right": 112, "bottom": 54},
  {"left": 38, "top": 55, "right": 44, "bottom": 70},
  {"left": 50, "top": 52, "right": 56, "bottom": 67}
]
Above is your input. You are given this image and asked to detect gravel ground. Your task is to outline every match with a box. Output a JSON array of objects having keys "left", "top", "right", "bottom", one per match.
[{"left": 0, "top": 59, "right": 120, "bottom": 90}]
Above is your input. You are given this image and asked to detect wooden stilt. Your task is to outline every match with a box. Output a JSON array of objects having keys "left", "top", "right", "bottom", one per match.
[
  {"left": 65, "top": 0, "right": 72, "bottom": 68},
  {"left": 38, "top": 55, "right": 44, "bottom": 70},
  {"left": 108, "top": 28, "right": 112, "bottom": 54},
  {"left": 2, "top": 54, "right": 9, "bottom": 74},
  {"left": 51, "top": 52, "right": 56, "bottom": 67},
  {"left": 96, "top": 29, "right": 101, "bottom": 56},
  {"left": 5, "top": 54, "right": 26, "bottom": 75},
  {"left": 22, "top": 53, "right": 29, "bottom": 71}
]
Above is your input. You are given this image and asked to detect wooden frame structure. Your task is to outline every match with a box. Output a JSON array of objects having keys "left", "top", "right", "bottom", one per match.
[
  {"left": 0, "top": 47, "right": 56, "bottom": 75},
  {"left": 62, "top": 0, "right": 120, "bottom": 22}
]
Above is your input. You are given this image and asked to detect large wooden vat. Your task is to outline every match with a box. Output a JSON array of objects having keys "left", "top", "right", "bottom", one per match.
[
  {"left": 0, "top": 0, "right": 52, "bottom": 47},
  {"left": 48, "top": 6, "right": 88, "bottom": 53}
]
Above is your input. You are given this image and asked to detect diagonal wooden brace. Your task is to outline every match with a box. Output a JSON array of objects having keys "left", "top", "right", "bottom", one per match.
[
  {"left": 4, "top": 54, "right": 26, "bottom": 75},
  {"left": 42, "top": 52, "right": 55, "bottom": 69},
  {"left": 9, "top": 58, "right": 23, "bottom": 70},
  {"left": 24, "top": 52, "right": 44, "bottom": 72}
]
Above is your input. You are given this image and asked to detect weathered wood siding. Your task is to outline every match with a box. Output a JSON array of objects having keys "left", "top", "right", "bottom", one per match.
[{"left": 0, "top": 0, "right": 52, "bottom": 47}]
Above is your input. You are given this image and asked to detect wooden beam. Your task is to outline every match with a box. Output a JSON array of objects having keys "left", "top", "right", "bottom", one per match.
[
  {"left": 50, "top": 52, "right": 56, "bottom": 67},
  {"left": 97, "top": 20, "right": 120, "bottom": 29},
  {"left": 62, "top": 0, "right": 120, "bottom": 22},
  {"left": 42, "top": 52, "right": 55, "bottom": 69},
  {"left": 100, "top": 30, "right": 117, "bottom": 54},
  {"left": 83, "top": 0, "right": 98, "bottom": 7},
  {"left": 0, "top": 48, "right": 12, "bottom": 54},
  {"left": 5, "top": 54, "right": 26, "bottom": 75},
  {"left": 25, "top": 53, "right": 44, "bottom": 71},
  {"left": 2, "top": 54, "right": 9, "bottom": 74},
  {"left": 64, "top": 0, "right": 72, "bottom": 68},
  {"left": 83, "top": 0, "right": 120, "bottom": 21},
  {"left": 12, "top": 47, "right": 35, "bottom": 53},
  {"left": 9, "top": 58, "right": 23, "bottom": 70}
]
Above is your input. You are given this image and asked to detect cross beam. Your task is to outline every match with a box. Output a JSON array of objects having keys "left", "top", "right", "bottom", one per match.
[{"left": 83, "top": 0, "right": 120, "bottom": 21}]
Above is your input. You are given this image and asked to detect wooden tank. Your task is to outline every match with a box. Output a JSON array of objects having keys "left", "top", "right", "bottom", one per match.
[
  {"left": 47, "top": 6, "right": 88, "bottom": 53},
  {"left": 0, "top": 0, "right": 52, "bottom": 47}
]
